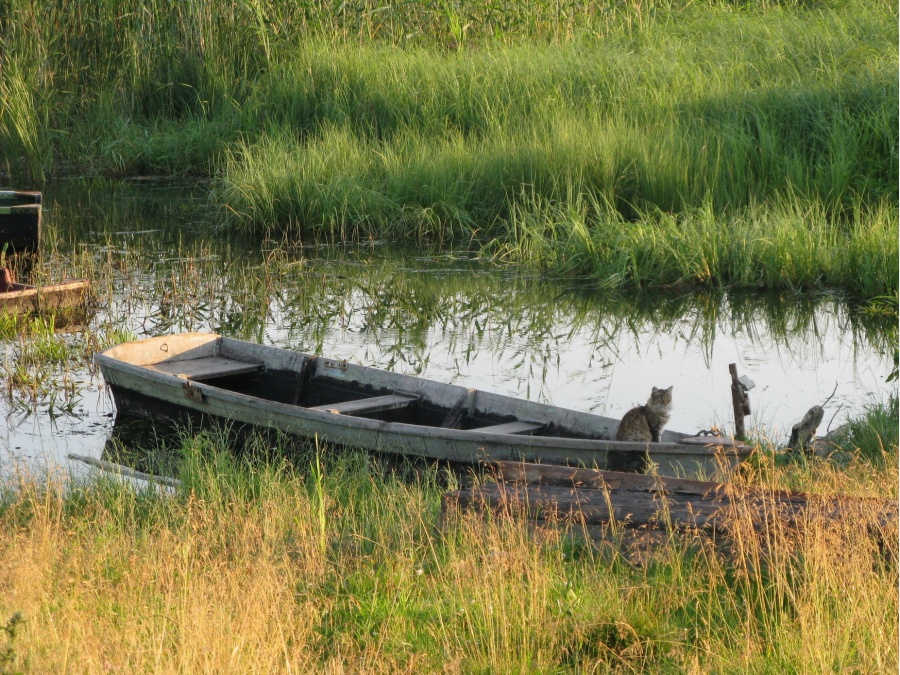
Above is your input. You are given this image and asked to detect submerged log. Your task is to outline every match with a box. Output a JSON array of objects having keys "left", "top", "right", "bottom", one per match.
[{"left": 442, "top": 461, "right": 898, "bottom": 542}]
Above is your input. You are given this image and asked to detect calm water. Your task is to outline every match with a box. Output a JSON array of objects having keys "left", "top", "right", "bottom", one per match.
[{"left": 1, "top": 181, "right": 895, "bottom": 474}]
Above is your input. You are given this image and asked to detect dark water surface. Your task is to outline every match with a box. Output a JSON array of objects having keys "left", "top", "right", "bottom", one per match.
[{"left": 1, "top": 181, "right": 895, "bottom": 475}]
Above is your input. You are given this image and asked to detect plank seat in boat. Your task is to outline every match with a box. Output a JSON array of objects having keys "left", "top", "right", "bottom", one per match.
[
  {"left": 144, "top": 356, "right": 264, "bottom": 381},
  {"left": 472, "top": 421, "right": 544, "bottom": 435},
  {"left": 308, "top": 394, "right": 417, "bottom": 416}
]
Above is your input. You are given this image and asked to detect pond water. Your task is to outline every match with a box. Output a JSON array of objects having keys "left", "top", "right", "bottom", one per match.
[{"left": 1, "top": 181, "right": 895, "bottom": 476}]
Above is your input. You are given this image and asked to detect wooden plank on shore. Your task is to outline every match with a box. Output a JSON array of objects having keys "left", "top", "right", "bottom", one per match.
[
  {"left": 445, "top": 461, "right": 899, "bottom": 536},
  {"left": 487, "top": 460, "right": 794, "bottom": 499}
]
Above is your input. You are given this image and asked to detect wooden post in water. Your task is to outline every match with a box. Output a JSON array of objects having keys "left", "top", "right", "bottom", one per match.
[{"left": 729, "top": 363, "right": 751, "bottom": 441}]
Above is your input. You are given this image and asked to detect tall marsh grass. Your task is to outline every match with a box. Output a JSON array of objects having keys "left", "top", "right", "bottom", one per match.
[
  {"left": 491, "top": 192, "right": 899, "bottom": 295},
  {"left": 0, "top": 406, "right": 896, "bottom": 672},
  {"left": 1, "top": 0, "right": 896, "bottom": 294}
]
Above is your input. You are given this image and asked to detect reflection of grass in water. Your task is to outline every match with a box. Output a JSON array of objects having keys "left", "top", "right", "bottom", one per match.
[
  {"left": 46, "top": 181, "right": 897, "bottom": 358},
  {"left": 0, "top": 318, "right": 136, "bottom": 416}
]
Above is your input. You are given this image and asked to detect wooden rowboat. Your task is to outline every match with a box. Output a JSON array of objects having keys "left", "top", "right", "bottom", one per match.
[
  {"left": 95, "top": 333, "right": 755, "bottom": 478},
  {"left": 0, "top": 275, "right": 91, "bottom": 314}
]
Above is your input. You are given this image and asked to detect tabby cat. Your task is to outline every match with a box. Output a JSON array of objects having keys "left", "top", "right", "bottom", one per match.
[{"left": 615, "top": 386, "right": 673, "bottom": 443}]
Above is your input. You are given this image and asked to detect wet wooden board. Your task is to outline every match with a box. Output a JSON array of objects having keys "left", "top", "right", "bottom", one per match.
[
  {"left": 443, "top": 461, "right": 899, "bottom": 535},
  {"left": 471, "top": 421, "right": 545, "bottom": 435},
  {"left": 144, "top": 356, "right": 264, "bottom": 381},
  {"left": 308, "top": 394, "right": 417, "bottom": 416}
]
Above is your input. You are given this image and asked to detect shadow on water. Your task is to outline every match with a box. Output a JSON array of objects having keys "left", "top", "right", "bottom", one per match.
[{"left": 0, "top": 179, "right": 895, "bottom": 475}]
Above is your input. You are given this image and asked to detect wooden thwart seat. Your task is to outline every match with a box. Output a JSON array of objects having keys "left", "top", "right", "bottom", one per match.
[
  {"left": 472, "top": 421, "right": 544, "bottom": 435},
  {"left": 309, "top": 394, "right": 416, "bottom": 416},
  {"left": 145, "top": 356, "right": 264, "bottom": 382}
]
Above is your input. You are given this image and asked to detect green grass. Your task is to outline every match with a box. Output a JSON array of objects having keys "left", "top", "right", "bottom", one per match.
[
  {"left": 488, "top": 192, "right": 899, "bottom": 295},
  {"left": 1, "top": 0, "right": 896, "bottom": 295}
]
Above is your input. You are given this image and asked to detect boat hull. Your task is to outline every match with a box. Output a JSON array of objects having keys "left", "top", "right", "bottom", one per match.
[{"left": 96, "top": 333, "right": 753, "bottom": 479}]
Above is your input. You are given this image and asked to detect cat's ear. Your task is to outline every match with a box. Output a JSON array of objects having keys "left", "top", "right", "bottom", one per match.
[
  {"left": 666, "top": 386, "right": 673, "bottom": 394},
  {"left": 652, "top": 386, "right": 658, "bottom": 394}
]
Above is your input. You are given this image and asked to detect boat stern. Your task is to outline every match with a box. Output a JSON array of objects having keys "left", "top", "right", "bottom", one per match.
[{"left": 97, "top": 333, "right": 222, "bottom": 367}]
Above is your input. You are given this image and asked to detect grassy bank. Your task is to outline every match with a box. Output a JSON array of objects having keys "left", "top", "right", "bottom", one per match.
[
  {"left": 1, "top": 0, "right": 897, "bottom": 295},
  {"left": 0, "top": 400, "right": 896, "bottom": 672}
]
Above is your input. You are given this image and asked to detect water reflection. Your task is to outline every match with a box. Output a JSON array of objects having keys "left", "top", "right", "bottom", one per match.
[{"left": 0, "top": 180, "right": 894, "bottom": 473}]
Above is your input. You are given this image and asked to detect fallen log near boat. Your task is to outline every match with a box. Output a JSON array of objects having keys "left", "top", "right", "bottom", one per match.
[
  {"left": 95, "top": 333, "right": 755, "bottom": 478},
  {"left": 0, "top": 191, "right": 42, "bottom": 254},
  {"left": 442, "top": 461, "right": 898, "bottom": 541},
  {"left": 68, "top": 453, "right": 182, "bottom": 489},
  {"left": 0, "top": 272, "right": 91, "bottom": 314}
]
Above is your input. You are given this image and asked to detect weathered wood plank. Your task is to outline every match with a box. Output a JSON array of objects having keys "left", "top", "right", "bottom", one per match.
[
  {"left": 678, "top": 435, "right": 750, "bottom": 448},
  {"left": 144, "top": 356, "right": 263, "bottom": 381},
  {"left": 103, "top": 333, "right": 220, "bottom": 366},
  {"left": 68, "top": 453, "right": 182, "bottom": 488},
  {"left": 488, "top": 460, "right": 730, "bottom": 496},
  {"left": 472, "top": 421, "right": 544, "bottom": 435},
  {"left": 444, "top": 482, "right": 725, "bottom": 528},
  {"left": 729, "top": 363, "right": 751, "bottom": 440},
  {"left": 441, "top": 388, "right": 476, "bottom": 428},
  {"left": 447, "top": 462, "right": 899, "bottom": 535},
  {"left": 308, "top": 394, "right": 417, "bottom": 416}
]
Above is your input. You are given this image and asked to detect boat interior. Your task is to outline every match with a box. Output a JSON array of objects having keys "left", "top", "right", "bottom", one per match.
[{"left": 141, "top": 351, "right": 590, "bottom": 439}]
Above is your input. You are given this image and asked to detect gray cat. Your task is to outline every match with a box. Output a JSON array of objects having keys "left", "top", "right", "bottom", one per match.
[{"left": 615, "top": 386, "right": 673, "bottom": 443}]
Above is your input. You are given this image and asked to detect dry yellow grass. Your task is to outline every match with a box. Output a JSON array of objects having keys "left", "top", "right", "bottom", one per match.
[{"left": 0, "top": 433, "right": 895, "bottom": 673}]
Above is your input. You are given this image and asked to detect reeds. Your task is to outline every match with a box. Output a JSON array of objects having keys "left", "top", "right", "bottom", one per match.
[
  {"left": 1, "top": 0, "right": 896, "bottom": 294},
  {"left": 491, "top": 192, "right": 899, "bottom": 295},
  {"left": 0, "top": 407, "right": 895, "bottom": 672}
]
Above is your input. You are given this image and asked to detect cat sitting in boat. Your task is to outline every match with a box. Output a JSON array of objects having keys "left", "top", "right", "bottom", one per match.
[{"left": 615, "top": 386, "right": 673, "bottom": 443}]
